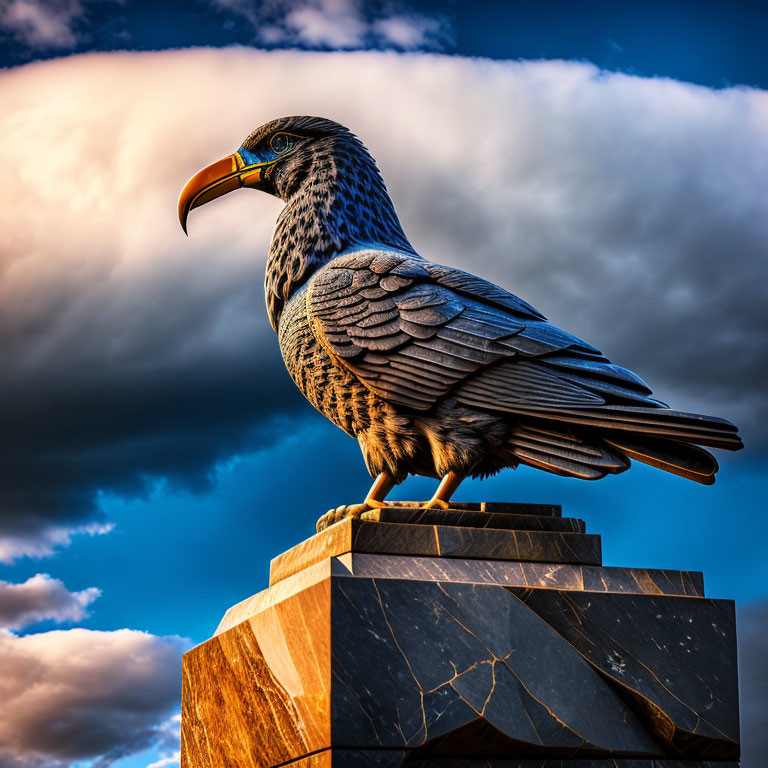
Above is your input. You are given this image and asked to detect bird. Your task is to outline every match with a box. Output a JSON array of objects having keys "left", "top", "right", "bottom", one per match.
[{"left": 178, "top": 116, "right": 743, "bottom": 530}]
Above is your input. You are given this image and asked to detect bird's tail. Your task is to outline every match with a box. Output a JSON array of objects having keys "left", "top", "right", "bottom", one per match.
[
  {"left": 505, "top": 407, "right": 742, "bottom": 485},
  {"left": 603, "top": 435, "right": 721, "bottom": 484}
]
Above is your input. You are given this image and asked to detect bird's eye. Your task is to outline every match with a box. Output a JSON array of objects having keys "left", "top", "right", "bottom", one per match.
[{"left": 270, "top": 133, "right": 294, "bottom": 154}]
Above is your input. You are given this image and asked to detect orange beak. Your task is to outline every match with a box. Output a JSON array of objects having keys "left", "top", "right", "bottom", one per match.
[{"left": 177, "top": 153, "right": 268, "bottom": 234}]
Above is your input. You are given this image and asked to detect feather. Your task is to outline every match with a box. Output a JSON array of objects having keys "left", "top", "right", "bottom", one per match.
[{"left": 604, "top": 435, "right": 719, "bottom": 484}]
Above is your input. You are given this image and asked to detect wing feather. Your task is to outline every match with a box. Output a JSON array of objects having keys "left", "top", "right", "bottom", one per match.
[{"left": 308, "top": 250, "right": 670, "bottom": 416}]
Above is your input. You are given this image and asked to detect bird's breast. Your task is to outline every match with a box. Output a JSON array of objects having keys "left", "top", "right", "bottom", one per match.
[{"left": 277, "top": 285, "right": 369, "bottom": 437}]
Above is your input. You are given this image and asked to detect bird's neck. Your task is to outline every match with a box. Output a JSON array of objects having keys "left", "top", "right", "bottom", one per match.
[{"left": 265, "top": 138, "right": 414, "bottom": 330}]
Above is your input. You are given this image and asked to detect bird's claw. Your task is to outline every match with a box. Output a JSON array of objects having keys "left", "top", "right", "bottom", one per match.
[
  {"left": 316, "top": 503, "right": 371, "bottom": 532},
  {"left": 422, "top": 498, "right": 451, "bottom": 510}
]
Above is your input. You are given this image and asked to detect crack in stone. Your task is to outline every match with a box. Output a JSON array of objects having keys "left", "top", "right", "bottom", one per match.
[
  {"left": 599, "top": 630, "right": 733, "bottom": 742},
  {"left": 435, "top": 581, "right": 459, "bottom": 605},
  {"left": 516, "top": 592, "right": 734, "bottom": 745},
  {"left": 560, "top": 592, "right": 586, "bottom": 629},
  {"left": 331, "top": 667, "right": 383, "bottom": 745},
  {"left": 424, "top": 660, "right": 478, "bottom": 695},
  {"left": 480, "top": 658, "right": 497, "bottom": 717},
  {"left": 497, "top": 653, "right": 588, "bottom": 746},
  {"left": 394, "top": 700, "right": 406, "bottom": 742},
  {"left": 337, "top": 583, "right": 367, "bottom": 621},
  {"left": 557, "top": 533, "right": 583, "bottom": 563},
  {"left": 370, "top": 579, "right": 427, "bottom": 744},
  {"left": 519, "top": 692, "right": 544, "bottom": 745}
]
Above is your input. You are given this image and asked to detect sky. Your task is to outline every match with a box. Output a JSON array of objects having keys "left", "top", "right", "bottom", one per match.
[{"left": 0, "top": 1, "right": 766, "bottom": 766}]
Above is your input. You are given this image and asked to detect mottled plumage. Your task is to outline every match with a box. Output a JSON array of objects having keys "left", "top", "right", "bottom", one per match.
[{"left": 179, "top": 116, "right": 743, "bottom": 521}]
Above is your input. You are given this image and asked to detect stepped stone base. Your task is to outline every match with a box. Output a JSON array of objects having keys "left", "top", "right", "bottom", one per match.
[{"left": 181, "top": 503, "right": 739, "bottom": 768}]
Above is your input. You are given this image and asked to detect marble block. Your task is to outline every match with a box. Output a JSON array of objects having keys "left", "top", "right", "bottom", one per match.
[
  {"left": 181, "top": 506, "right": 739, "bottom": 768},
  {"left": 366, "top": 501, "right": 563, "bottom": 517},
  {"left": 269, "top": 518, "right": 602, "bottom": 584},
  {"left": 361, "top": 507, "right": 586, "bottom": 532}
]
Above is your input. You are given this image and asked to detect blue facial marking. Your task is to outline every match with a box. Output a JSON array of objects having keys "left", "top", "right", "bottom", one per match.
[{"left": 237, "top": 146, "right": 267, "bottom": 167}]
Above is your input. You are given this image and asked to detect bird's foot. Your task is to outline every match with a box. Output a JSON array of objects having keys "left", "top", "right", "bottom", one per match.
[
  {"left": 316, "top": 473, "right": 396, "bottom": 532},
  {"left": 422, "top": 498, "right": 451, "bottom": 510},
  {"left": 317, "top": 502, "right": 387, "bottom": 532}
]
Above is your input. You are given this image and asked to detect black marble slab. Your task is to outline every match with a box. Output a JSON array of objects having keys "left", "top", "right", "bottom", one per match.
[
  {"left": 331, "top": 554, "right": 705, "bottom": 597},
  {"left": 270, "top": 521, "right": 602, "bottom": 584},
  {"left": 361, "top": 508, "right": 585, "bottom": 533},
  {"left": 510, "top": 588, "right": 739, "bottom": 758},
  {"left": 329, "top": 577, "right": 737, "bottom": 760},
  {"left": 332, "top": 577, "right": 660, "bottom": 756},
  {"left": 186, "top": 565, "right": 738, "bottom": 768},
  {"left": 215, "top": 554, "right": 706, "bottom": 638},
  {"left": 377, "top": 501, "right": 562, "bottom": 517}
]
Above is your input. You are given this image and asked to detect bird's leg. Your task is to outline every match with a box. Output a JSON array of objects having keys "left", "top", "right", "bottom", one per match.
[
  {"left": 316, "top": 472, "right": 396, "bottom": 532},
  {"left": 423, "top": 471, "right": 465, "bottom": 510},
  {"left": 363, "top": 472, "right": 396, "bottom": 508}
]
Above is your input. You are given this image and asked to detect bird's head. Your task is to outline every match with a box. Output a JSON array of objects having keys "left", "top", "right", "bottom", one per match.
[
  {"left": 179, "top": 115, "right": 413, "bottom": 330},
  {"left": 177, "top": 115, "right": 355, "bottom": 234}
]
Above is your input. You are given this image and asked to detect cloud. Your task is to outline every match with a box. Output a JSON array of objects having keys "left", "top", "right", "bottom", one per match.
[
  {"left": 0, "top": 574, "right": 100, "bottom": 631},
  {"left": 210, "top": 0, "right": 452, "bottom": 51},
  {"left": 739, "top": 601, "right": 768, "bottom": 768},
  {"left": 145, "top": 752, "right": 180, "bottom": 768},
  {"left": 0, "top": 48, "right": 766, "bottom": 556},
  {"left": 0, "top": 0, "right": 79, "bottom": 48},
  {"left": 0, "top": 628, "right": 187, "bottom": 766},
  {"left": 0, "top": 522, "right": 113, "bottom": 566},
  {"left": 371, "top": 13, "right": 446, "bottom": 50},
  {"left": 142, "top": 713, "right": 180, "bottom": 768},
  {"left": 0, "top": 0, "right": 120, "bottom": 50}
]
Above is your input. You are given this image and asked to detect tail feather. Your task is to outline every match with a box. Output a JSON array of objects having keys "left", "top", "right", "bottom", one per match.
[
  {"left": 506, "top": 405, "right": 743, "bottom": 451},
  {"left": 507, "top": 424, "right": 630, "bottom": 481},
  {"left": 604, "top": 435, "right": 719, "bottom": 485},
  {"left": 503, "top": 410, "right": 741, "bottom": 485}
]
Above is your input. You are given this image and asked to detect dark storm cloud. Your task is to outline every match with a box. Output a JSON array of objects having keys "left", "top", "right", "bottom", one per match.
[
  {"left": 0, "top": 49, "right": 765, "bottom": 560},
  {"left": 1, "top": 321, "right": 298, "bottom": 536},
  {"left": 0, "top": 234, "right": 304, "bottom": 556}
]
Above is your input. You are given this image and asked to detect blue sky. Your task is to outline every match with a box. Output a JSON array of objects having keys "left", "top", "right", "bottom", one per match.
[
  {"left": 0, "top": 1, "right": 766, "bottom": 767},
  {"left": 3, "top": 0, "right": 768, "bottom": 90}
]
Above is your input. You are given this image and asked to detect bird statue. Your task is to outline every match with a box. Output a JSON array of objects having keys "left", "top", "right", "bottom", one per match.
[{"left": 178, "top": 116, "right": 743, "bottom": 531}]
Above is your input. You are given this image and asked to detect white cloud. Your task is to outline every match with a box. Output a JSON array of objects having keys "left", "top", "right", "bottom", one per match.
[
  {"left": 0, "top": 523, "right": 114, "bottom": 565},
  {"left": 371, "top": 13, "right": 445, "bottom": 50},
  {"left": 0, "top": 0, "right": 79, "bottom": 48},
  {"left": 145, "top": 753, "right": 179, "bottom": 768},
  {"left": 284, "top": 0, "right": 366, "bottom": 48},
  {"left": 0, "top": 629, "right": 187, "bottom": 766},
  {"left": 0, "top": 0, "right": 124, "bottom": 51},
  {"left": 209, "top": 0, "right": 451, "bottom": 50},
  {"left": 143, "top": 713, "right": 181, "bottom": 768},
  {"left": 0, "top": 574, "right": 100, "bottom": 631}
]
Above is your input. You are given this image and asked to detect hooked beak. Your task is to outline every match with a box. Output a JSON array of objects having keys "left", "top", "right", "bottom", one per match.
[{"left": 177, "top": 152, "right": 271, "bottom": 234}]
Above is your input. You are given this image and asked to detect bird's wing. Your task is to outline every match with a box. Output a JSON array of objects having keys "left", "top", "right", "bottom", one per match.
[{"left": 308, "top": 249, "right": 658, "bottom": 412}]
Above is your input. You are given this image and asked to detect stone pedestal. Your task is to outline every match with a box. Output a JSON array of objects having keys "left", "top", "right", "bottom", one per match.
[{"left": 180, "top": 502, "right": 739, "bottom": 768}]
